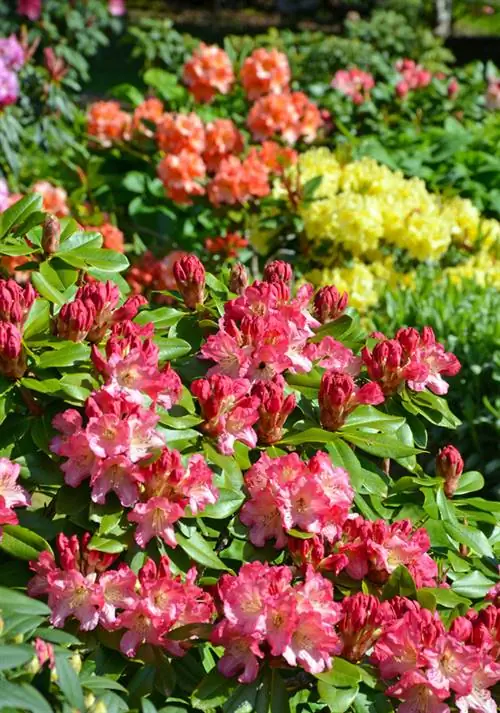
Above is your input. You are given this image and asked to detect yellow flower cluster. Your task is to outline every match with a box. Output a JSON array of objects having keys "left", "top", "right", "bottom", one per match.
[
  {"left": 250, "top": 149, "right": 499, "bottom": 310},
  {"left": 298, "top": 150, "right": 499, "bottom": 262}
]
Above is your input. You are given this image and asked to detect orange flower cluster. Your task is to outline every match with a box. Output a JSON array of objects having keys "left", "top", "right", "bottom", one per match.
[
  {"left": 205, "top": 232, "right": 248, "bottom": 258},
  {"left": 87, "top": 101, "right": 132, "bottom": 146},
  {"left": 156, "top": 112, "right": 206, "bottom": 155},
  {"left": 157, "top": 151, "right": 207, "bottom": 205},
  {"left": 203, "top": 119, "right": 244, "bottom": 173},
  {"left": 240, "top": 48, "right": 291, "bottom": 100},
  {"left": 182, "top": 43, "right": 234, "bottom": 103},
  {"left": 207, "top": 155, "right": 270, "bottom": 207},
  {"left": 83, "top": 222, "right": 125, "bottom": 253},
  {"left": 132, "top": 98, "right": 165, "bottom": 136},
  {"left": 127, "top": 250, "right": 188, "bottom": 299},
  {"left": 247, "top": 92, "right": 323, "bottom": 145},
  {"left": 32, "top": 181, "right": 70, "bottom": 217}
]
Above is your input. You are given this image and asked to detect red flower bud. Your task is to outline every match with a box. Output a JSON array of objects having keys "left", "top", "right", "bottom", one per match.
[
  {"left": 228, "top": 262, "right": 249, "bottom": 295},
  {"left": 313, "top": 286, "right": 348, "bottom": 323},
  {"left": 339, "top": 593, "right": 390, "bottom": 662},
  {"left": 263, "top": 260, "right": 292, "bottom": 285},
  {"left": 0, "top": 322, "right": 26, "bottom": 378},
  {"left": 173, "top": 254, "right": 206, "bottom": 309},
  {"left": 319, "top": 370, "right": 384, "bottom": 431},
  {"left": 251, "top": 377, "right": 296, "bottom": 444},
  {"left": 56, "top": 299, "right": 96, "bottom": 342},
  {"left": 75, "top": 281, "right": 120, "bottom": 342},
  {"left": 287, "top": 534, "right": 324, "bottom": 573},
  {"left": 0, "top": 278, "right": 36, "bottom": 326},
  {"left": 436, "top": 445, "right": 464, "bottom": 498},
  {"left": 41, "top": 214, "right": 60, "bottom": 255}
]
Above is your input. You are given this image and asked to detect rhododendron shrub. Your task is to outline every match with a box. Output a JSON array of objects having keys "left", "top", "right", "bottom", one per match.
[{"left": 0, "top": 198, "right": 498, "bottom": 712}]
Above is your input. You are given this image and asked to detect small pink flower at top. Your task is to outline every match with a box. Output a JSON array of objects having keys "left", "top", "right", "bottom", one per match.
[
  {"left": 87, "top": 101, "right": 132, "bottom": 146},
  {"left": 155, "top": 112, "right": 205, "bottom": 155},
  {"left": 182, "top": 43, "right": 234, "bottom": 103},
  {"left": 395, "top": 58, "right": 433, "bottom": 99},
  {"left": 17, "top": 0, "right": 41, "bottom": 21},
  {"left": 240, "top": 48, "right": 291, "bottom": 100},
  {"left": 108, "top": 0, "right": 126, "bottom": 16},
  {"left": 157, "top": 150, "right": 206, "bottom": 205},
  {"left": 132, "top": 97, "right": 164, "bottom": 136},
  {"left": 332, "top": 68, "right": 375, "bottom": 104},
  {"left": 203, "top": 118, "right": 244, "bottom": 173}
]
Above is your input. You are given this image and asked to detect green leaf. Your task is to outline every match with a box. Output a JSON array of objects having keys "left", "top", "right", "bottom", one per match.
[
  {"left": 0, "top": 193, "right": 43, "bottom": 238},
  {"left": 401, "top": 389, "right": 461, "bottom": 429},
  {"left": 342, "top": 406, "right": 406, "bottom": 432},
  {"left": 0, "top": 525, "right": 51, "bottom": 561},
  {"left": 155, "top": 337, "right": 191, "bottom": 361},
  {"left": 0, "top": 644, "right": 36, "bottom": 670},
  {"left": 31, "top": 271, "right": 65, "bottom": 306},
  {"left": 58, "top": 230, "right": 103, "bottom": 253},
  {"left": 279, "top": 427, "right": 340, "bottom": 446},
  {"left": 55, "top": 653, "right": 85, "bottom": 710},
  {"left": 36, "top": 342, "right": 91, "bottom": 369},
  {"left": 23, "top": 299, "right": 50, "bottom": 339},
  {"left": 0, "top": 586, "right": 50, "bottom": 617},
  {"left": 455, "top": 471, "right": 484, "bottom": 496},
  {"left": 317, "top": 683, "right": 359, "bottom": 713},
  {"left": 381, "top": 565, "right": 417, "bottom": 600},
  {"left": 176, "top": 531, "right": 233, "bottom": 571},
  {"left": 444, "top": 521, "right": 494, "bottom": 558},
  {"left": 200, "top": 489, "right": 245, "bottom": 519},
  {"left": 451, "top": 571, "right": 496, "bottom": 599},
  {"left": 315, "top": 659, "right": 362, "bottom": 688},
  {"left": 88, "top": 535, "right": 126, "bottom": 554},
  {"left": 58, "top": 247, "right": 129, "bottom": 272},
  {"left": 0, "top": 680, "right": 53, "bottom": 713},
  {"left": 191, "top": 667, "right": 236, "bottom": 711},
  {"left": 340, "top": 430, "right": 420, "bottom": 458},
  {"left": 135, "top": 307, "right": 184, "bottom": 330}
]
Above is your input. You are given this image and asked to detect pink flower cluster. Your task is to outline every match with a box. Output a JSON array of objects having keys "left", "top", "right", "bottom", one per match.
[
  {"left": 331, "top": 68, "right": 375, "bottom": 104},
  {"left": 325, "top": 516, "right": 438, "bottom": 588},
  {"left": 0, "top": 34, "right": 25, "bottom": 109},
  {"left": 362, "top": 327, "right": 461, "bottom": 396},
  {"left": 212, "top": 562, "right": 343, "bottom": 682},
  {"left": 395, "top": 58, "right": 433, "bottom": 98},
  {"left": 29, "top": 535, "right": 214, "bottom": 657},
  {"left": 247, "top": 91, "right": 323, "bottom": 145},
  {"left": 0, "top": 277, "right": 35, "bottom": 379},
  {"left": 0, "top": 457, "right": 30, "bottom": 538},
  {"left": 240, "top": 451, "right": 354, "bottom": 547},
  {"left": 373, "top": 601, "right": 500, "bottom": 713}
]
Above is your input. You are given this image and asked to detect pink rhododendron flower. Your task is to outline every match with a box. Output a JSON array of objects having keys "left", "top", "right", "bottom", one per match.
[
  {"left": 328, "top": 517, "right": 438, "bottom": 587},
  {"left": 0, "top": 322, "right": 26, "bottom": 379},
  {"left": 17, "top": 0, "right": 41, "bottom": 20},
  {"left": 0, "top": 65, "right": 19, "bottom": 108},
  {"left": 0, "top": 457, "right": 30, "bottom": 537},
  {"left": 339, "top": 593, "right": 392, "bottom": 662},
  {"left": 192, "top": 374, "right": 260, "bottom": 454},
  {"left": 157, "top": 150, "right": 206, "bottom": 204},
  {"left": 91, "top": 320, "right": 182, "bottom": 409},
  {"left": 173, "top": 254, "right": 206, "bottom": 308},
  {"left": 240, "top": 48, "right": 291, "bottom": 100},
  {"left": 395, "top": 58, "right": 433, "bottom": 98},
  {"left": 314, "top": 285, "right": 348, "bottom": 323},
  {"left": 0, "top": 35, "right": 25, "bottom": 71},
  {"left": 241, "top": 451, "right": 353, "bottom": 546},
  {"left": 108, "top": 0, "right": 126, "bottom": 16},
  {"left": 436, "top": 444, "right": 464, "bottom": 497},
  {"left": 213, "top": 563, "right": 342, "bottom": 682},
  {"left": 386, "top": 670, "right": 450, "bottom": 713},
  {"left": 251, "top": 376, "right": 296, "bottom": 444},
  {"left": 182, "top": 43, "right": 234, "bottom": 103},
  {"left": 34, "top": 638, "right": 55, "bottom": 669},
  {"left": 332, "top": 68, "right": 375, "bottom": 104}
]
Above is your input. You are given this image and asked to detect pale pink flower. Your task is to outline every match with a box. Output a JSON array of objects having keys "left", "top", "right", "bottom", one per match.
[{"left": 332, "top": 68, "right": 375, "bottom": 104}]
